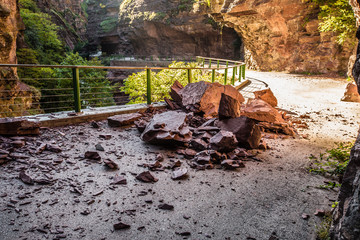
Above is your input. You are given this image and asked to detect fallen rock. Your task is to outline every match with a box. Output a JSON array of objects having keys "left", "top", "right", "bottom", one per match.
[
  {"left": 141, "top": 111, "right": 192, "bottom": 145},
  {"left": 95, "top": 143, "right": 104, "bottom": 151},
  {"left": 12, "top": 140, "right": 25, "bottom": 148},
  {"left": 90, "top": 121, "right": 100, "bottom": 128},
  {"left": 156, "top": 153, "right": 164, "bottom": 162},
  {"left": 341, "top": 83, "right": 360, "bottom": 102},
  {"left": 36, "top": 143, "right": 47, "bottom": 154},
  {"left": 221, "top": 160, "right": 245, "bottom": 170},
  {"left": 99, "top": 134, "right": 112, "bottom": 140},
  {"left": 193, "top": 151, "right": 211, "bottom": 165},
  {"left": 84, "top": 151, "right": 101, "bottom": 161},
  {"left": 46, "top": 144, "right": 62, "bottom": 153},
  {"left": 108, "top": 113, "right": 142, "bottom": 127},
  {"left": 210, "top": 130, "right": 238, "bottom": 152},
  {"left": 111, "top": 175, "right": 127, "bottom": 185},
  {"left": 134, "top": 119, "right": 148, "bottom": 133},
  {"left": 104, "top": 159, "right": 119, "bottom": 169},
  {"left": 253, "top": 88, "right": 278, "bottom": 107},
  {"left": 217, "top": 116, "right": 261, "bottom": 149},
  {"left": 190, "top": 138, "right": 208, "bottom": 151},
  {"left": 227, "top": 148, "right": 248, "bottom": 160},
  {"left": 257, "top": 122, "right": 296, "bottom": 137},
  {"left": 183, "top": 148, "right": 197, "bottom": 159},
  {"left": 113, "top": 222, "right": 130, "bottom": 230},
  {"left": 0, "top": 119, "right": 40, "bottom": 135},
  {"left": 136, "top": 171, "right": 158, "bottom": 183},
  {"left": 218, "top": 93, "right": 241, "bottom": 119},
  {"left": 158, "top": 203, "right": 174, "bottom": 210},
  {"left": 241, "top": 99, "right": 284, "bottom": 123},
  {"left": 171, "top": 168, "right": 188, "bottom": 180},
  {"left": 170, "top": 80, "right": 184, "bottom": 103},
  {"left": 19, "top": 170, "right": 34, "bottom": 185}
]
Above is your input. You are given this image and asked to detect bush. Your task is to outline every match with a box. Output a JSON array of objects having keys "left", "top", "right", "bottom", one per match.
[
  {"left": 121, "top": 61, "right": 226, "bottom": 104},
  {"left": 100, "top": 17, "right": 118, "bottom": 33}
]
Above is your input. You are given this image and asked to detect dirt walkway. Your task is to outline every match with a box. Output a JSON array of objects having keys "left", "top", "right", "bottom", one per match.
[{"left": 0, "top": 71, "right": 359, "bottom": 240}]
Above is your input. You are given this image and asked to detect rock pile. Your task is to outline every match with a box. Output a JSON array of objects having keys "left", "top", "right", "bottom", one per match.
[{"left": 135, "top": 81, "right": 296, "bottom": 171}]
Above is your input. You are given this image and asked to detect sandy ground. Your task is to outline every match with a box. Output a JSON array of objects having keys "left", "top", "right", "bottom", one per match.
[{"left": 1, "top": 71, "right": 360, "bottom": 240}]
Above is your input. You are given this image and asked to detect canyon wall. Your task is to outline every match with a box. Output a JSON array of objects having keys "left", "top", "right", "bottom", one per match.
[
  {"left": 86, "top": 0, "right": 243, "bottom": 60},
  {"left": 0, "top": 0, "right": 37, "bottom": 117},
  {"left": 209, "top": 0, "right": 354, "bottom": 73}
]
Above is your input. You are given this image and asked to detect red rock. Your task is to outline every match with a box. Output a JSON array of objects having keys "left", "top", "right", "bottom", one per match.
[
  {"left": 0, "top": 119, "right": 40, "bottom": 135},
  {"left": 104, "top": 159, "right": 119, "bottom": 169},
  {"left": 156, "top": 153, "right": 164, "bottom": 162},
  {"left": 193, "top": 151, "right": 211, "bottom": 165},
  {"left": 227, "top": 148, "right": 248, "bottom": 159},
  {"left": 170, "top": 80, "right": 184, "bottom": 103},
  {"left": 90, "top": 121, "right": 100, "bottom": 128},
  {"left": 210, "top": 130, "right": 238, "bottom": 152},
  {"left": 241, "top": 99, "right": 284, "bottom": 123},
  {"left": 19, "top": 170, "right": 34, "bottom": 185},
  {"left": 84, "top": 151, "right": 101, "bottom": 161},
  {"left": 217, "top": 116, "right": 261, "bottom": 149},
  {"left": 141, "top": 111, "right": 192, "bottom": 145},
  {"left": 134, "top": 119, "right": 148, "bottom": 133},
  {"left": 136, "top": 171, "right": 158, "bottom": 183},
  {"left": 171, "top": 168, "right": 188, "bottom": 180},
  {"left": 12, "top": 140, "right": 25, "bottom": 148},
  {"left": 111, "top": 175, "right": 127, "bottom": 185},
  {"left": 253, "top": 88, "right": 278, "bottom": 107},
  {"left": 190, "top": 138, "right": 208, "bottom": 151},
  {"left": 36, "top": 143, "right": 47, "bottom": 154},
  {"left": 221, "top": 160, "right": 241, "bottom": 170},
  {"left": 170, "top": 160, "right": 182, "bottom": 169},
  {"left": 184, "top": 148, "right": 197, "bottom": 159},
  {"left": 46, "top": 144, "right": 62, "bottom": 153},
  {"left": 314, "top": 209, "right": 326, "bottom": 217},
  {"left": 218, "top": 93, "right": 241, "bottom": 119},
  {"left": 108, "top": 113, "right": 142, "bottom": 127},
  {"left": 341, "top": 83, "right": 360, "bottom": 102},
  {"left": 113, "top": 222, "right": 130, "bottom": 230}
]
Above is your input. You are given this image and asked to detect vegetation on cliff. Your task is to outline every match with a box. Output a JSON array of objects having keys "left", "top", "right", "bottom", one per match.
[{"left": 309, "top": 0, "right": 356, "bottom": 45}]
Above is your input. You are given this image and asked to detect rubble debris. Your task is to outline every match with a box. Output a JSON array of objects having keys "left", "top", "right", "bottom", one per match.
[
  {"left": 241, "top": 99, "right": 284, "bottom": 123},
  {"left": 0, "top": 119, "right": 40, "bottom": 135},
  {"left": 84, "top": 151, "right": 101, "bottom": 161},
  {"left": 158, "top": 203, "right": 174, "bottom": 210},
  {"left": 36, "top": 143, "right": 47, "bottom": 154},
  {"left": 104, "top": 159, "right": 119, "bottom": 169},
  {"left": 218, "top": 93, "right": 241, "bottom": 119},
  {"left": 171, "top": 168, "right": 188, "bottom": 180},
  {"left": 221, "top": 160, "right": 245, "bottom": 170},
  {"left": 111, "top": 175, "right": 127, "bottom": 185},
  {"left": 141, "top": 111, "right": 192, "bottom": 145},
  {"left": 156, "top": 153, "right": 164, "bottom": 162},
  {"left": 341, "top": 83, "right": 360, "bottom": 102},
  {"left": 314, "top": 209, "right": 325, "bottom": 217},
  {"left": 257, "top": 122, "right": 296, "bottom": 137},
  {"left": 190, "top": 138, "right": 208, "bottom": 151},
  {"left": 46, "top": 144, "right": 62, "bottom": 153},
  {"left": 99, "top": 134, "right": 112, "bottom": 140},
  {"left": 113, "top": 222, "right": 130, "bottom": 230},
  {"left": 209, "top": 130, "right": 238, "bottom": 152},
  {"left": 12, "top": 140, "right": 25, "bottom": 148},
  {"left": 95, "top": 143, "right": 105, "bottom": 151},
  {"left": 136, "top": 171, "right": 158, "bottom": 183},
  {"left": 217, "top": 116, "right": 261, "bottom": 149},
  {"left": 253, "top": 88, "right": 278, "bottom": 107},
  {"left": 108, "top": 113, "right": 142, "bottom": 127},
  {"left": 170, "top": 80, "right": 184, "bottom": 103},
  {"left": 134, "top": 119, "right": 148, "bottom": 133},
  {"left": 19, "top": 170, "right": 34, "bottom": 185},
  {"left": 90, "top": 121, "right": 100, "bottom": 128}
]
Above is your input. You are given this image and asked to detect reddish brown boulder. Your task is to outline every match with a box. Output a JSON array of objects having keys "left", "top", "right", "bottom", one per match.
[
  {"left": 210, "top": 130, "right": 238, "bottom": 152},
  {"left": 253, "top": 88, "right": 278, "bottom": 107},
  {"left": 190, "top": 138, "right": 208, "bottom": 151},
  {"left": 141, "top": 111, "right": 192, "bottom": 145},
  {"left": 108, "top": 113, "right": 142, "bottom": 127},
  {"left": 241, "top": 99, "right": 284, "bottom": 123},
  {"left": 341, "top": 83, "right": 360, "bottom": 102},
  {"left": 0, "top": 119, "right": 40, "bottom": 135},
  {"left": 136, "top": 171, "right": 158, "bottom": 183},
  {"left": 218, "top": 93, "right": 241, "bottom": 119},
  {"left": 84, "top": 151, "right": 101, "bottom": 161},
  {"left": 170, "top": 80, "right": 184, "bottom": 103},
  {"left": 217, "top": 116, "right": 261, "bottom": 149}
]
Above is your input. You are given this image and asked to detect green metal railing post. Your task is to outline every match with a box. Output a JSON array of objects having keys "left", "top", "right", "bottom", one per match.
[
  {"left": 203, "top": 58, "right": 205, "bottom": 68},
  {"left": 209, "top": 59, "right": 212, "bottom": 68},
  {"left": 187, "top": 69, "right": 192, "bottom": 83},
  {"left": 232, "top": 67, "right": 235, "bottom": 85},
  {"left": 224, "top": 61, "right": 228, "bottom": 85},
  {"left": 146, "top": 68, "right": 151, "bottom": 104},
  {"left": 212, "top": 69, "right": 215, "bottom": 83},
  {"left": 72, "top": 67, "right": 81, "bottom": 112},
  {"left": 242, "top": 65, "right": 245, "bottom": 80},
  {"left": 217, "top": 60, "right": 219, "bottom": 68},
  {"left": 238, "top": 65, "right": 242, "bottom": 82}
]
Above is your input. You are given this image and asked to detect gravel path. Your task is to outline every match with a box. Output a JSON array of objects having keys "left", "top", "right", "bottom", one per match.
[{"left": 0, "top": 71, "right": 359, "bottom": 240}]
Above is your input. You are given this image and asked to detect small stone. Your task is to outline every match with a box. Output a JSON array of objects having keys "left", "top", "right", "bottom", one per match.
[
  {"left": 111, "top": 175, "right": 127, "bottom": 185},
  {"left": 113, "top": 222, "right": 130, "bottom": 230},
  {"left": 221, "top": 160, "right": 241, "bottom": 170},
  {"left": 104, "top": 159, "right": 119, "bottom": 169},
  {"left": 314, "top": 209, "right": 325, "bottom": 217},
  {"left": 156, "top": 153, "right": 164, "bottom": 162},
  {"left": 108, "top": 113, "right": 142, "bottom": 127},
  {"left": 46, "top": 144, "right": 62, "bottom": 153},
  {"left": 84, "top": 151, "right": 101, "bottom": 161},
  {"left": 99, "top": 134, "right": 112, "bottom": 140},
  {"left": 136, "top": 171, "right": 158, "bottom": 183},
  {"left": 95, "top": 144, "right": 105, "bottom": 151},
  {"left": 171, "top": 168, "right": 188, "bottom": 180},
  {"left": 158, "top": 203, "right": 174, "bottom": 210},
  {"left": 302, "top": 213, "right": 310, "bottom": 220},
  {"left": 19, "top": 170, "right": 34, "bottom": 185},
  {"left": 36, "top": 143, "right": 47, "bottom": 154},
  {"left": 90, "top": 121, "right": 100, "bottom": 128},
  {"left": 12, "top": 140, "right": 25, "bottom": 148}
]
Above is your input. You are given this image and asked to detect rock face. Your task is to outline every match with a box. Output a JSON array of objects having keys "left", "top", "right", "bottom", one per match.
[
  {"left": 86, "top": 0, "right": 243, "bottom": 59},
  {"left": 209, "top": 0, "right": 353, "bottom": 73}
]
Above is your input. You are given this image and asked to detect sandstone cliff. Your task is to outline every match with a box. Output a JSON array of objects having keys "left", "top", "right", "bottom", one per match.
[
  {"left": 86, "top": 0, "right": 243, "bottom": 59},
  {"left": 0, "top": 0, "right": 38, "bottom": 117},
  {"left": 209, "top": 0, "right": 354, "bottom": 73}
]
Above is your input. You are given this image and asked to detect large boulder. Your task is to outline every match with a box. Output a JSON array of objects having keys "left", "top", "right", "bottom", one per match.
[
  {"left": 216, "top": 116, "right": 261, "bottom": 149},
  {"left": 141, "top": 111, "right": 192, "bottom": 145},
  {"left": 218, "top": 93, "right": 241, "bottom": 119},
  {"left": 241, "top": 99, "right": 284, "bottom": 123},
  {"left": 253, "top": 88, "right": 278, "bottom": 107},
  {"left": 177, "top": 81, "right": 245, "bottom": 118},
  {"left": 341, "top": 83, "right": 360, "bottom": 102}
]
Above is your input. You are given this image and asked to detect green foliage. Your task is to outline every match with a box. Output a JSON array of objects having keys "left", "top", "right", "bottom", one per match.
[
  {"left": 53, "top": 52, "right": 116, "bottom": 109},
  {"left": 308, "top": 142, "right": 353, "bottom": 188},
  {"left": 18, "top": 0, "right": 64, "bottom": 65},
  {"left": 100, "top": 17, "right": 118, "bottom": 33},
  {"left": 178, "top": 0, "right": 195, "bottom": 12},
  {"left": 308, "top": 0, "right": 356, "bottom": 45},
  {"left": 316, "top": 214, "right": 332, "bottom": 240},
  {"left": 121, "top": 61, "right": 226, "bottom": 104}
]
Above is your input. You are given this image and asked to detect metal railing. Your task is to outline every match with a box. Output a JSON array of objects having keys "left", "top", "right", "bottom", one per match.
[{"left": 0, "top": 56, "right": 245, "bottom": 117}]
